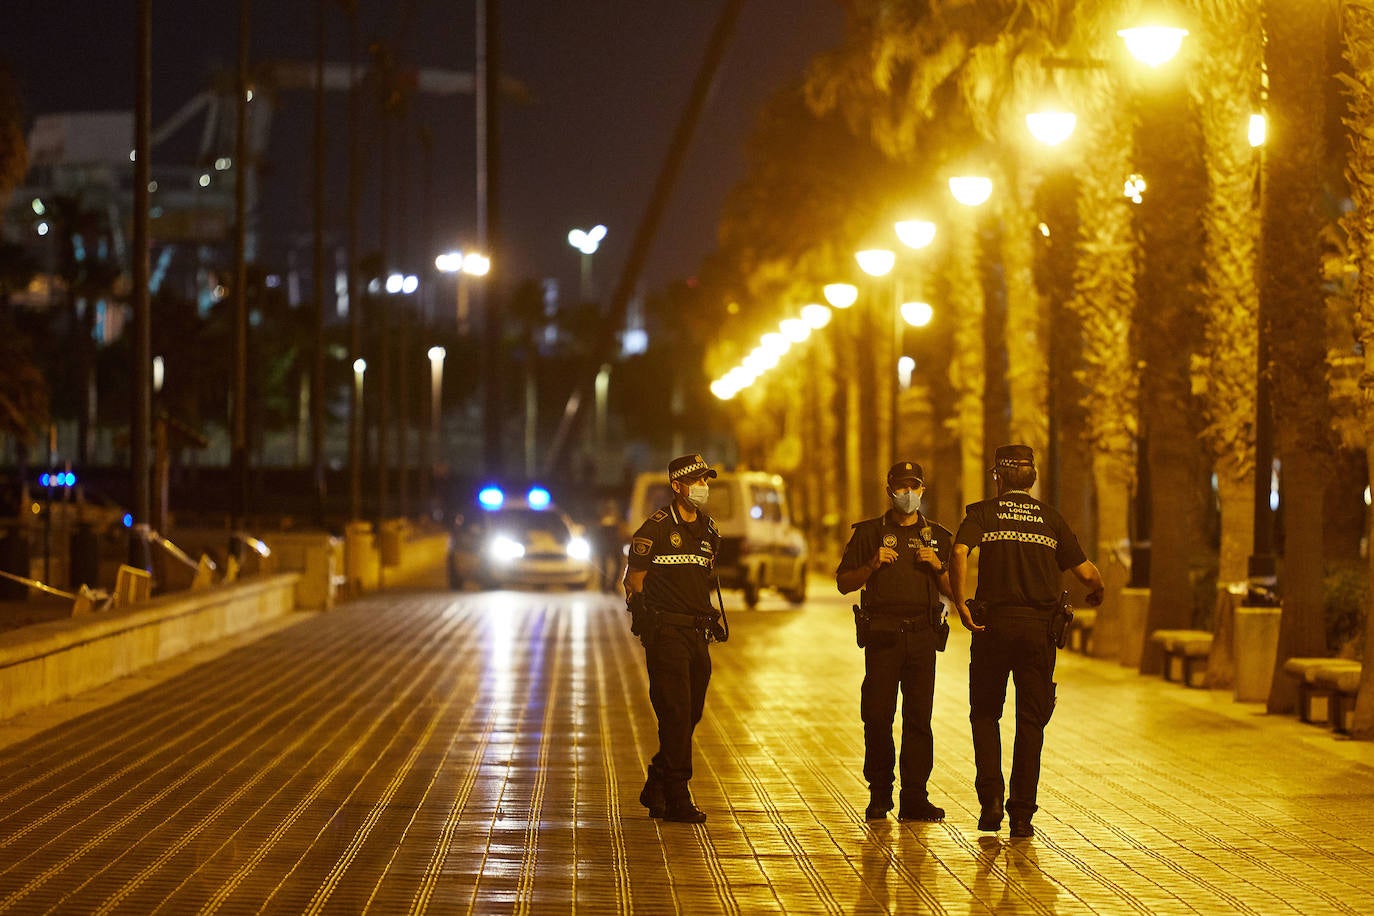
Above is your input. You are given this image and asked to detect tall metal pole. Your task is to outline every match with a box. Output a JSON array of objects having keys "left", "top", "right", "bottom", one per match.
[
  {"left": 346, "top": 2, "right": 362, "bottom": 521},
  {"left": 231, "top": 0, "right": 251, "bottom": 543},
  {"left": 477, "top": 0, "right": 503, "bottom": 473},
  {"left": 130, "top": 0, "right": 152, "bottom": 570},
  {"left": 311, "top": 0, "right": 327, "bottom": 527}
]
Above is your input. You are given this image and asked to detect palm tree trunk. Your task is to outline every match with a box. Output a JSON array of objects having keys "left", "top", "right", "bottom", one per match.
[
  {"left": 948, "top": 204, "right": 985, "bottom": 510},
  {"left": 1001, "top": 169, "right": 1047, "bottom": 464}
]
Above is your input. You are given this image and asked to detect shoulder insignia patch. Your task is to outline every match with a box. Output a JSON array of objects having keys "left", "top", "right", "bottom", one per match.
[
  {"left": 632, "top": 537, "right": 653, "bottom": 556},
  {"left": 650, "top": 509, "right": 669, "bottom": 522}
]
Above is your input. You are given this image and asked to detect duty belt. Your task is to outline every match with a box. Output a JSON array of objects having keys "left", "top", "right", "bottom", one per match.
[
  {"left": 867, "top": 616, "right": 926, "bottom": 633},
  {"left": 657, "top": 610, "right": 717, "bottom": 629}
]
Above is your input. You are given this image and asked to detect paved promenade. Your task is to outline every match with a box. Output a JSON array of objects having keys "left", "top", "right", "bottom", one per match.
[{"left": 0, "top": 578, "right": 1371, "bottom": 914}]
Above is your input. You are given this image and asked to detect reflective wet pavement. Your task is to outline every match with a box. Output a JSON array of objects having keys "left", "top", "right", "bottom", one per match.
[{"left": 0, "top": 580, "right": 1371, "bottom": 914}]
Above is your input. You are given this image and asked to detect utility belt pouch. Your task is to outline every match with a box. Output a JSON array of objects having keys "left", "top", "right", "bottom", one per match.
[
  {"left": 1048, "top": 590, "right": 1074, "bottom": 649},
  {"left": 930, "top": 601, "right": 950, "bottom": 652},
  {"left": 853, "top": 604, "right": 870, "bottom": 648}
]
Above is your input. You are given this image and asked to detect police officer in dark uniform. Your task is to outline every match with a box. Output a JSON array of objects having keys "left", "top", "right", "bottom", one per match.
[
  {"left": 624, "top": 454, "right": 723, "bottom": 824},
  {"left": 950, "top": 444, "right": 1104, "bottom": 838},
  {"left": 836, "top": 460, "right": 953, "bottom": 822}
]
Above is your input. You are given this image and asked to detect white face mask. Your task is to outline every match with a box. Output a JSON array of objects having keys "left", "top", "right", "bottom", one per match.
[
  {"left": 685, "top": 483, "right": 709, "bottom": 508},
  {"left": 890, "top": 489, "right": 921, "bottom": 515}
]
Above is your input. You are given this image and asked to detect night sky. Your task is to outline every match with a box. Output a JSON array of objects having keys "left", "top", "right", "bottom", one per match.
[{"left": 2, "top": 1, "right": 845, "bottom": 303}]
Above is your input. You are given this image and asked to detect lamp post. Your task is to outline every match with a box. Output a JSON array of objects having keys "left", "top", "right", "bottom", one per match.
[
  {"left": 436, "top": 250, "right": 490, "bottom": 333},
  {"left": 567, "top": 224, "right": 607, "bottom": 302},
  {"left": 352, "top": 358, "right": 366, "bottom": 516},
  {"left": 427, "top": 346, "right": 445, "bottom": 507}
]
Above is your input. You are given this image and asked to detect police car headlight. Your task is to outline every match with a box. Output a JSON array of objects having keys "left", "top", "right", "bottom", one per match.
[
  {"left": 489, "top": 535, "right": 525, "bottom": 562},
  {"left": 566, "top": 537, "right": 591, "bottom": 561}
]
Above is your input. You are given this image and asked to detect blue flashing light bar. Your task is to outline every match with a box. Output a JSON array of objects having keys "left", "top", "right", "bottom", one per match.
[
  {"left": 477, "top": 486, "right": 505, "bottom": 510},
  {"left": 122, "top": 513, "right": 134, "bottom": 528},
  {"left": 40, "top": 472, "right": 78, "bottom": 487},
  {"left": 527, "top": 487, "right": 551, "bottom": 510}
]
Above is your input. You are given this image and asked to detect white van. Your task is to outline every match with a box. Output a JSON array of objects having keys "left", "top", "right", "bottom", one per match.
[{"left": 628, "top": 468, "right": 809, "bottom": 608}]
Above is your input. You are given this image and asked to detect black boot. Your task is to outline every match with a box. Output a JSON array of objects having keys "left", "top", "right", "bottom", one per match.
[
  {"left": 663, "top": 787, "right": 707, "bottom": 823},
  {"left": 639, "top": 777, "right": 666, "bottom": 819},
  {"left": 978, "top": 800, "right": 1004, "bottom": 832},
  {"left": 865, "top": 788, "right": 894, "bottom": 820}
]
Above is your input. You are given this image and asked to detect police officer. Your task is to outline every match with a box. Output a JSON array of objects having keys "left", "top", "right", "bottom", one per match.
[
  {"left": 950, "top": 444, "right": 1104, "bottom": 838},
  {"left": 836, "top": 460, "right": 952, "bottom": 822},
  {"left": 624, "top": 454, "right": 723, "bottom": 824}
]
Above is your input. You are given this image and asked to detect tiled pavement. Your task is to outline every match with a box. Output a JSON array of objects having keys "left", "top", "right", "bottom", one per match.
[{"left": 0, "top": 579, "right": 1372, "bottom": 914}]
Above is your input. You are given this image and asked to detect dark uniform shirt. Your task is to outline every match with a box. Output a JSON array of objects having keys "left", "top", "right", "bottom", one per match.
[
  {"left": 954, "top": 491, "right": 1086, "bottom": 609},
  {"left": 627, "top": 504, "right": 720, "bottom": 615},
  {"left": 838, "top": 512, "right": 952, "bottom": 614}
]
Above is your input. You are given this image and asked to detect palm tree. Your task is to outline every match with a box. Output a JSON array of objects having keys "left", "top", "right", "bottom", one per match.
[
  {"left": 1337, "top": 0, "right": 1374, "bottom": 738},
  {"left": 1263, "top": 0, "right": 1336, "bottom": 714},
  {"left": 1190, "top": 0, "right": 1264, "bottom": 688}
]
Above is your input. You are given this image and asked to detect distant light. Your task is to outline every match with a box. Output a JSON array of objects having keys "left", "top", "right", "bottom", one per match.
[
  {"left": 353, "top": 358, "right": 367, "bottom": 374},
  {"left": 401, "top": 274, "right": 419, "bottom": 295},
  {"left": 1025, "top": 110, "right": 1077, "bottom": 146},
  {"left": 265, "top": 274, "right": 281, "bottom": 288},
  {"left": 478, "top": 486, "right": 505, "bottom": 510},
  {"left": 855, "top": 249, "right": 896, "bottom": 277},
  {"left": 898, "top": 355, "right": 915, "bottom": 389},
  {"left": 1038, "top": 222, "right": 1051, "bottom": 237},
  {"left": 894, "top": 220, "right": 937, "bottom": 250},
  {"left": 568, "top": 225, "right": 607, "bottom": 254},
  {"left": 463, "top": 253, "right": 491, "bottom": 276},
  {"left": 152, "top": 355, "right": 165, "bottom": 393},
  {"left": 123, "top": 513, "right": 133, "bottom": 528},
  {"left": 901, "top": 301, "right": 934, "bottom": 327},
  {"left": 949, "top": 176, "right": 993, "bottom": 207},
  {"left": 129, "top": 150, "right": 136, "bottom": 162},
  {"left": 823, "top": 283, "right": 858, "bottom": 309},
  {"left": 1118, "top": 26, "right": 1188, "bottom": 68},
  {"left": 65, "top": 472, "right": 77, "bottom": 486},
  {"left": 215, "top": 157, "right": 232, "bottom": 170},
  {"left": 621, "top": 328, "right": 648, "bottom": 355},
  {"left": 40, "top": 473, "right": 50, "bottom": 487},
  {"left": 527, "top": 487, "right": 552, "bottom": 509},
  {"left": 214, "top": 284, "right": 227, "bottom": 300},
  {"left": 36, "top": 222, "right": 49, "bottom": 237},
  {"left": 367, "top": 278, "right": 382, "bottom": 294},
  {"left": 30, "top": 199, "right": 45, "bottom": 215},
  {"left": 1365, "top": 486, "right": 1371, "bottom": 507},
  {"left": 385, "top": 273, "right": 404, "bottom": 294},
  {"left": 428, "top": 346, "right": 446, "bottom": 362},
  {"left": 246, "top": 88, "right": 255, "bottom": 102},
  {"left": 800, "top": 303, "right": 832, "bottom": 328},
  {"left": 1249, "top": 113, "right": 1267, "bottom": 148},
  {"left": 1124, "top": 173, "right": 1147, "bottom": 204},
  {"left": 198, "top": 173, "right": 210, "bottom": 188},
  {"left": 435, "top": 252, "right": 459, "bottom": 272},
  {"left": 148, "top": 180, "right": 158, "bottom": 192}
]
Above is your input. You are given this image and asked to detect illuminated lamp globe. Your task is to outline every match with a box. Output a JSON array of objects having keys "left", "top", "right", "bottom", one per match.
[
  {"left": 800, "top": 303, "right": 832, "bottom": 328},
  {"left": 855, "top": 249, "right": 896, "bottom": 277},
  {"left": 779, "top": 318, "right": 811, "bottom": 343},
  {"left": 1117, "top": 25, "right": 1188, "bottom": 67},
  {"left": 894, "top": 220, "right": 937, "bottom": 250},
  {"left": 823, "top": 283, "right": 859, "bottom": 309},
  {"left": 1025, "top": 110, "right": 1077, "bottom": 146},
  {"left": 948, "top": 176, "right": 993, "bottom": 207},
  {"left": 901, "top": 301, "right": 935, "bottom": 328}
]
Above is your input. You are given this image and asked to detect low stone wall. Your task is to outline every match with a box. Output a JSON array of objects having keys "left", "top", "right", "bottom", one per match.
[{"left": 0, "top": 573, "right": 299, "bottom": 721}]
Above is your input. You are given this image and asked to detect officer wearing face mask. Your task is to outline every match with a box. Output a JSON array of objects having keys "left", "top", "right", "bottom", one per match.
[
  {"left": 836, "top": 461, "right": 953, "bottom": 822},
  {"left": 624, "top": 453, "right": 723, "bottom": 824}
]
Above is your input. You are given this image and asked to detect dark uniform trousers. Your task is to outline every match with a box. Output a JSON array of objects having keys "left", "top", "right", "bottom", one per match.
[
  {"left": 861, "top": 622, "right": 938, "bottom": 802},
  {"left": 645, "top": 623, "right": 712, "bottom": 804},
  {"left": 968, "top": 610, "right": 1056, "bottom": 819}
]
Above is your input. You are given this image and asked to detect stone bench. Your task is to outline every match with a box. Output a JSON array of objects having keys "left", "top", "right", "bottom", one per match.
[
  {"left": 1149, "top": 629, "right": 1213, "bottom": 687},
  {"left": 1067, "top": 608, "right": 1096, "bottom": 654},
  {"left": 1283, "top": 658, "right": 1363, "bottom": 731}
]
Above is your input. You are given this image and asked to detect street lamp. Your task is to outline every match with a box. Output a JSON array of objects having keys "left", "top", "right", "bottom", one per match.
[
  {"left": 568, "top": 224, "right": 607, "bottom": 301},
  {"left": 949, "top": 175, "right": 994, "bottom": 207},
  {"left": 823, "top": 283, "right": 858, "bottom": 308},
  {"left": 894, "top": 220, "right": 937, "bottom": 250},
  {"left": 855, "top": 248, "right": 896, "bottom": 277},
  {"left": 427, "top": 346, "right": 445, "bottom": 478},
  {"left": 901, "top": 301, "right": 934, "bottom": 327},
  {"left": 1025, "top": 109, "right": 1078, "bottom": 146},
  {"left": 800, "top": 303, "right": 833, "bottom": 328},
  {"left": 436, "top": 249, "right": 491, "bottom": 331},
  {"left": 1117, "top": 25, "right": 1189, "bottom": 67}
]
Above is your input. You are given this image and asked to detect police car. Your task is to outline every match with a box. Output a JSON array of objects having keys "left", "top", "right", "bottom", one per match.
[{"left": 447, "top": 485, "right": 595, "bottom": 591}]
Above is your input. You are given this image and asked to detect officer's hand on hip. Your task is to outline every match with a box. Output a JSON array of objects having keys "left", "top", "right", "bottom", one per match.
[
  {"left": 870, "top": 547, "right": 897, "bottom": 570},
  {"left": 956, "top": 604, "right": 985, "bottom": 633}
]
